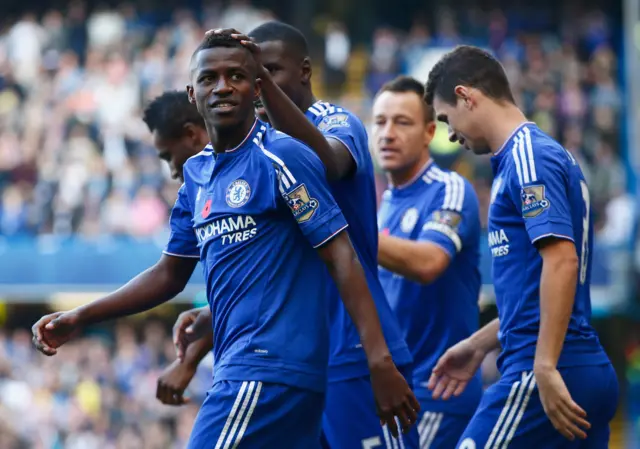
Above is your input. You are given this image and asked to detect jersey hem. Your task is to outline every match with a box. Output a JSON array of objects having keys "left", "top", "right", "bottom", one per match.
[
  {"left": 327, "top": 344, "right": 413, "bottom": 382},
  {"left": 214, "top": 361, "right": 327, "bottom": 393}
]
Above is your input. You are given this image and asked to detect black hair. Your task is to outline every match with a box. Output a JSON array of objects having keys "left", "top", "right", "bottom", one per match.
[
  {"left": 378, "top": 75, "right": 434, "bottom": 122},
  {"left": 142, "top": 91, "right": 204, "bottom": 139},
  {"left": 190, "top": 32, "right": 255, "bottom": 75},
  {"left": 193, "top": 32, "right": 246, "bottom": 56},
  {"left": 248, "top": 21, "right": 309, "bottom": 61},
  {"left": 425, "top": 45, "right": 515, "bottom": 107}
]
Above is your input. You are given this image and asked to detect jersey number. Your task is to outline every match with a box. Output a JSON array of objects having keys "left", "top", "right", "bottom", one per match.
[{"left": 579, "top": 180, "right": 590, "bottom": 285}]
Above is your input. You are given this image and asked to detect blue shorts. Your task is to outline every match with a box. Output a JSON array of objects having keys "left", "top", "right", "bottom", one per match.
[
  {"left": 188, "top": 380, "right": 324, "bottom": 449},
  {"left": 321, "top": 369, "right": 420, "bottom": 449},
  {"left": 417, "top": 410, "right": 472, "bottom": 449},
  {"left": 457, "top": 364, "right": 619, "bottom": 449}
]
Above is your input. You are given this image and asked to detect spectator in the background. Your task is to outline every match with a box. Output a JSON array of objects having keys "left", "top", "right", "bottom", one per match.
[
  {"left": 366, "top": 27, "right": 400, "bottom": 95},
  {"left": 6, "top": 13, "right": 44, "bottom": 89},
  {"left": 0, "top": 321, "right": 213, "bottom": 448},
  {"left": 323, "top": 21, "right": 350, "bottom": 97}
]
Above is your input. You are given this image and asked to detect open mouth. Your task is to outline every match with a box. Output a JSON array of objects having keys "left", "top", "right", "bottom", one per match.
[{"left": 210, "top": 101, "right": 237, "bottom": 114}]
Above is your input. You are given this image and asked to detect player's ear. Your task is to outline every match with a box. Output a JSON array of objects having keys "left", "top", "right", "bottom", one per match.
[
  {"left": 186, "top": 85, "right": 196, "bottom": 105},
  {"left": 183, "top": 122, "right": 197, "bottom": 141},
  {"left": 454, "top": 85, "right": 472, "bottom": 108},
  {"left": 424, "top": 121, "right": 436, "bottom": 146},
  {"left": 301, "top": 57, "right": 312, "bottom": 84}
]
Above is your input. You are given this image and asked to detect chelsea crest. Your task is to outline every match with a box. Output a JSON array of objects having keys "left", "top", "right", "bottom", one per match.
[{"left": 226, "top": 179, "right": 251, "bottom": 208}]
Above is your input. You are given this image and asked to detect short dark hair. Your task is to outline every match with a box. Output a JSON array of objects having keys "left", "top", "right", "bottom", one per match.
[
  {"left": 142, "top": 91, "right": 205, "bottom": 139},
  {"left": 193, "top": 32, "right": 246, "bottom": 57},
  {"left": 425, "top": 45, "right": 515, "bottom": 107},
  {"left": 378, "top": 76, "right": 434, "bottom": 122},
  {"left": 248, "top": 21, "right": 309, "bottom": 60},
  {"left": 190, "top": 32, "right": 253, "bottom": 75}
]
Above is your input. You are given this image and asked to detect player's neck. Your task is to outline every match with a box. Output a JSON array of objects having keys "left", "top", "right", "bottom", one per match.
[
  {"left": 301, "top": 91, "right": 316, "bottom": 113},
  {"left": 207, "top": 115, "right": 256, "bottom": 153},
  {"left": 387, "top": 153, "right": 432, "bottom": 188},
  {"left": 485, "top": 103, "right": 530, "bottom": 154}
]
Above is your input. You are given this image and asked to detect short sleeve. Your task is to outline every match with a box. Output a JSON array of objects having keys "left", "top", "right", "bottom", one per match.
[
  {"left": 266, "top": 137, "right": 348, "bottom": 248},
  {"left": 163, "top": 183, "right": 200, "bottom": 259},
  {"left": 315, "top": 108, "right": 369, "bottom": 174},
  {"left": 418, "top": 173, "right": 478, "bottom": 258},
  {"left": 507, "top": 139, "right": 574, "bottom": 244}
]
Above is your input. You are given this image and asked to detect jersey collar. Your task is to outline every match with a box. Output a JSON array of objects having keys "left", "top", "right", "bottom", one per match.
[
  {"left": 491, "top": 121, "right": 536, "bottom": 160},
  {"left": 208, "top": 119, "right": 261, "bottom": 155}
]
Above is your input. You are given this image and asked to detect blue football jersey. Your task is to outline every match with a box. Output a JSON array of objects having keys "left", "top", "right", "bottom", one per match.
[
  {"left": 488, "top": 122, "right": 609, "bottom": 375},
  {"left": 378, "top": 161, "right": 482, "bottom": 413},
  {"left": 164, "top": 120, "right": 349, "bottom": 393},
  {"left": 305, "top": 100, "right": 413, "bottom": 381}
]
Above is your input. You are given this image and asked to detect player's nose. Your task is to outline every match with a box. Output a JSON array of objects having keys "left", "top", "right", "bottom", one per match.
[{"left": 213, "top": 77, "right": 233, "bottom": 94}]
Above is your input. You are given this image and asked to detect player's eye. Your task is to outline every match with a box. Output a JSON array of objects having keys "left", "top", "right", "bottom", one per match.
[{"left": 230, "top": 73, "right": 243, "bottom": 81}]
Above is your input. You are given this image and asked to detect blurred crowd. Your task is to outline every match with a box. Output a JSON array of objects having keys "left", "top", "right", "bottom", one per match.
[
  {"left": 0, "top": 2, "right": 633, "bottom": 243},
  {"left": 0, "top": 319, "right": 214, "bottom": 449}
]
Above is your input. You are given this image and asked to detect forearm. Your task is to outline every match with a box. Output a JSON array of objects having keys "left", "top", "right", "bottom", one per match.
[
  {"left": 321, "top": 236, "right": 390, "bottom": 364},
  {"left": 534, "top": 257, "right": 577, "bottom": 370},
  {"left": 259, "top": 74, "right": 340, "bottom": 178},
  {"left": 75, "top": 264, "right": 186, "bottom": 326},
  {"left": 378, "top": 233, "right": 447, "bottom": 284},
  {"left": 469, "top": 318, "right": 501, "bottom": 354},
  {"left": 183, "top": 328, "right": 214, "bottom": 369}
]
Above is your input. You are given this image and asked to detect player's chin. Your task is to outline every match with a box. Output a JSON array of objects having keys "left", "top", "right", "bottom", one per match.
[
  {"left": 470, "top": 145, "right": 492, "bottom": 155},
  {"left": 378, "top": 159, "right": 404, "bottom": 174},
  {"left": 208, "top": 109, "right": 243, "bottom": 128}
]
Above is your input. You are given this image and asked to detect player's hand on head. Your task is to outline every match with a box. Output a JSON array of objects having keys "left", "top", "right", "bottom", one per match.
[
  {"left": 428, "top": 338, "right": 484, "bottom": 400},
  {"left": 172, "top": 306, "right": 210, "bottom": 362},
  {"left": 534, "top": 367, "right": 590, "bottom": 441},
  {"left": 206, "top": 28, "right": 265, "bottom": 77},
  {"left": 156, "top": 359, "right": 196, "bottom": 406},
  {"left": 369, "top": 356, "right": 420, "bottom": 438},
  {"left": 31, "top": 311, "right": 81, "bottom": 356}
]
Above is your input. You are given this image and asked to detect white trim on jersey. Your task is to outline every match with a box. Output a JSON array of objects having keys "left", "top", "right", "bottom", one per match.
[
  {"left": 382, "top": 424, "right": 399, "bottom": 449},
  {"left": 425, "top": 167, "right": 465, "bottom": 212},
  {"left": 418, "top": 411, "right": 443, "bottom": 449},
  {"left": 162, "top": 250, "right": 200, "bottom": 259},
  {"left": 492, "top": 121, "right": 536, "bottom": 157},
  {"left": 188, "top": 146, "right": 213, "bottom": 161},
  {"left": 511, "top": 127, "right": 538, "bottom": 186},
  {"left": 312, "top": 224, "right": 349, "bottom": 248},
  {"left": 213, "top": 381, "right": 263, "bottom": 449},
  {"left": 261, "top": 148, "right": 297, "bottom": 186},
  {"left": 485, "top": 371, "right": 536, "bottom": 449},
  {"left": 308, "top": 100, "right": 343, "bottom": 118}
]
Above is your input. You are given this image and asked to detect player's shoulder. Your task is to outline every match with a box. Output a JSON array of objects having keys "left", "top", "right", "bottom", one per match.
[
  {"left": 183, "top": 144, "right": 215, "bottom": 181},
  {"left": 504, "top": 124, "right": 573, "bottom": 181},
  {"left": 308, "top": 100, "right": 364, "bottom": 130},
  {"left": 422, "top": 163, "right": 478, "bottom": 208},
  {"left": 258, "top": 125, "right": 320, "bottom": 172}
]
